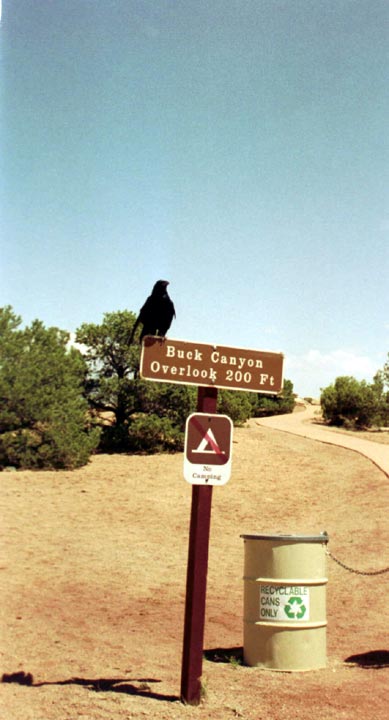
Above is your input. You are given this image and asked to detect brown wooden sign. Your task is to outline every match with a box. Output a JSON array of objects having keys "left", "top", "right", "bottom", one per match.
[{"left": 140, "top": 336, "right": 284, "bottom": 394}]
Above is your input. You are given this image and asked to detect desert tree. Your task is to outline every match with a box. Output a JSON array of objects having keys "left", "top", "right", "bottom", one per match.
[
  {"left": 320, "top": 370, "right": 389, "bottom": 429},
  {"left": 76, "top": 311, "right": 196, "bottom": 452},
  {"left": 76, "top": 310, "right": 139, "bottom": 426},
  {"left": 0, "top": 306, "right": 100, "bottom": 469},
  {"left": 251, "top": 379, "right": 295, "bottom": 417}
]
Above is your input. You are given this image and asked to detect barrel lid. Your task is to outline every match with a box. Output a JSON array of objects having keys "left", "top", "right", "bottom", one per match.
[{"left": 240, "top": 532, "right": 329, "bottom": 544}]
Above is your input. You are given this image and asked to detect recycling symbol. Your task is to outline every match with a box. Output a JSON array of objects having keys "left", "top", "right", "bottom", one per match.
[{"left": 284, "top": 596, "right": 307, "bottom": 619}]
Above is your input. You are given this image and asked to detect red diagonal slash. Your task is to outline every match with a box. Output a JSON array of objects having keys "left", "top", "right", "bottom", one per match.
[{"left": 191, "top": 417, "right": 225, "bottom": 455}]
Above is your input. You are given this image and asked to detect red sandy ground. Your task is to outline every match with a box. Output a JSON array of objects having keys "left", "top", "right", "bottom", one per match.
[{"left": 1, "top": 418, "right": 388, "bottom": 719}]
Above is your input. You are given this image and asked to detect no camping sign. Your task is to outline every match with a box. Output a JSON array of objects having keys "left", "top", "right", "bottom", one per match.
[{"left": 183, "top": 413, "right": 233, "bottom": 486}]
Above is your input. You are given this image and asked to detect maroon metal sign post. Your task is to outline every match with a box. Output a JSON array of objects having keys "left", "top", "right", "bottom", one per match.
[
  {"left": 140, "top": 336, "right": 284, "bottom": 705},
  {"left": 180, "top": 386, "right": 218, "bottom": 705}
]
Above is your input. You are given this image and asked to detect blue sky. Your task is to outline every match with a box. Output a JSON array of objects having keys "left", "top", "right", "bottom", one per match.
[{"left": 1, "top": 0, "right": 388, "bottom": 397}]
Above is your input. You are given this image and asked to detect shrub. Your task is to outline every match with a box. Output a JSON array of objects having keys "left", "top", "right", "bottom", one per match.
[
  {"left": 217, "top": 390, "right": 253, "bottom": 425},
  {"left": 128, "top": 414, "right": 184, "bottom": 453},
  {"left": 252, "top": 379, "right": 295, "bottom": 417},
  {"left": 0, "top": 307, "right": 100, "bottom": 469},
  {"left": 320, "top": 375, "right": 388, "bottom": 429}
]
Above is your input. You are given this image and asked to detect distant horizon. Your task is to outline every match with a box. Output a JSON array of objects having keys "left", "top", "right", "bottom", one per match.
[
  {"left": 3, "top": 299, "right": 386, "bottom": 401},
  {"left": 3, "top": 298, "right": 382, "bottom": 400}
]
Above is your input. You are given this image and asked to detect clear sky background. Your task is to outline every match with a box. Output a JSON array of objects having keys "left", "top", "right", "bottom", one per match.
[{"left": 1, "top": 0, "right": 388, "bottom": 398}]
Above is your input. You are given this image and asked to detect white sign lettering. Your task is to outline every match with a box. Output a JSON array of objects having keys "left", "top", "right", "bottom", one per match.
[{"left": 140, "top": 337, "right": 284, "bottom": 395}]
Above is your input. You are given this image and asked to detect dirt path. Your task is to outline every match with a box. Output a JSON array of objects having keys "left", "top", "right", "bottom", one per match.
[
  {"left": 1, "top": 419, "right": 388, "bottom": 720},
  {"left": 256, "top": 405, "right": 389, "bottom": 477}
]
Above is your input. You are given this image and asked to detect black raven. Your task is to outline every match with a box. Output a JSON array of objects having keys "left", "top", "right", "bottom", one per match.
[{"left": 129, "top": 280, "right": 176, "bottom": 343}]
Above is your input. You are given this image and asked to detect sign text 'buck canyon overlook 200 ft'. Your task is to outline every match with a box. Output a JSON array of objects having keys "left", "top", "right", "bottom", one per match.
[{"left": 140, "top": 337, "right": 284, "bottom": 394}]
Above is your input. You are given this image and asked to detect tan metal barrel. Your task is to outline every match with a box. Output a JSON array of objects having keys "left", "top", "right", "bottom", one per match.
[{"left": 241, "top": 533, "right": 329, "bottom": 671}]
